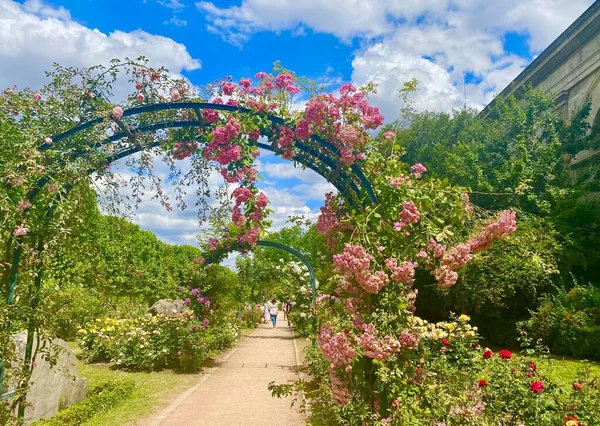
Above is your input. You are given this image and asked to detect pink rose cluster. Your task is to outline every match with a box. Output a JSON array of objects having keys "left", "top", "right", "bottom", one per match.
[
  {"left": 393, "top": 201, "right": 421, "bottom": 231},
  {"left": 301, "top": 83, "right": 382, "bottom": 165},
  {"left": 431, "top": 210, "right": 517, "bottom": 287},
  {"left": 203, "top": 117, "right": 243, "bottom": 165},
  {"left": 317, "top": 323, "right": 356, "bottom": 406},
  {"left": 316, "top": 192, "right": 351, "bottom": 248},
  {"left": 386, "top": 163, "right": 428, "bottom": 188},
  {"left": 333, "top": 243, "right": 392, "bottom": 294},
  {"left": 172, "top": 141, "right": 198, "bottom": 160}
]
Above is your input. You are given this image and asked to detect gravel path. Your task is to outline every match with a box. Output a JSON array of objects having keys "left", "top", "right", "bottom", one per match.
[{"left": 136, "top": 315, "right": 305, "bottom": 426}]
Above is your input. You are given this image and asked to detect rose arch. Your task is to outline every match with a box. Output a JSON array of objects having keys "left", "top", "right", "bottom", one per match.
[{"left": 2, "top": 85, "right": 379, "bottom": 414}]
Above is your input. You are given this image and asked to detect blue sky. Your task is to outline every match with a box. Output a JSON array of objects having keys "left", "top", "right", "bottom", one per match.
[{"left": 0, "top": 0, "right": 595, "bottom": 255}]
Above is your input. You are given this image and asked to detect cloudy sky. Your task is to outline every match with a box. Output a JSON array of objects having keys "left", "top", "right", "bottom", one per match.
[{"left": 1, "top": 0, "right": 595, "bottom": 256}]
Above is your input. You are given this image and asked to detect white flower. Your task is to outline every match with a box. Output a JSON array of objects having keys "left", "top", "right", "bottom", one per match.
[{"left": 300, "top": 313, "right": 307, "bottom": 318}]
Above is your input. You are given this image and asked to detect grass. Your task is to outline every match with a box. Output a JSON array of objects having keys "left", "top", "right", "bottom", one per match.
[
  {"left": 531, "top": 354, "right": 600, "bottom": 388},
  {"left": 75, "top": 361, "right": 200, "bottom": 426}
]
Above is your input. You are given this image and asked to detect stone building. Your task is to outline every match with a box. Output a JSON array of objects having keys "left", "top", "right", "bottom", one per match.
[{"left": 481, "top": 1, "right": 600, "bottom": 125}]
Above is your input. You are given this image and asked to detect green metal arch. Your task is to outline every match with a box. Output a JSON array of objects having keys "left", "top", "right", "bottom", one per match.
[{"left": 256, "top": 240, "right": 316, "bottom": 303}]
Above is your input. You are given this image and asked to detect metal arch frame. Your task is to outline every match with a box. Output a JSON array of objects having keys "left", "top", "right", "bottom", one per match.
[
  {"left": 256, "top": 240, "right": 316, "bottom": 303},
  {"left": 2, "top": 101, "right": 377, "bottom": 412},
  {"left": 42, "top": 102, "right": 377, "bottom": 206}
]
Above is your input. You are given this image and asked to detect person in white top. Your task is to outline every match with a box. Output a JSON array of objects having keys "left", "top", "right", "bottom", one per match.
[{"left": 265, "top": 299, "right": 279, "bottom": 328}]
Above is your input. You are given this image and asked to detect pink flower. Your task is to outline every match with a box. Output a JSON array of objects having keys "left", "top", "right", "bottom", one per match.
[
  {"left": 33, "top": 93, "right": 42, "bottom": 101},
  {"left": 171, "top": 89, "right": 181, "bottom": 100},
  {"left": 410, "top": 163, "right": 427, "bottom": 178},
  {"left": 239, "top": 78, "right": 252, "bottom": 88},
  {"left": 377, "top": 246, "right": 385, "bottom": 252},
  {"left": 254, "top": 72, "right": 268, "bottom": 79},
  {"left": 136, "top": 93, "right": 145, "bottom": 102},
  {"left": 340, "top": 149, "right": 355, "bottom": 166},
  {"left": 416, "top": 250, "right": 428, "bottom": 259},
  {"left": 112, "top": 106, "right": 124, "bottom": 120},
  {"left": 256, "top": 193, "right": 268, "bottom": 208},
  {"left": 356, "top": 152, "right": 366, "bottom": 160},
  {"left": 202, "top": 109, "right": 220, "bottom": 124},
  {"left": 339, "top": 83, "right": 356, "bottom": 96},
  {"left": 135, "top": 82, "right": 143, "bottom": 90},
  {"left": 44, "top": 137, "right": 53, "bottom": 145},
  {"left": 222, "top": 81, "right": 236, "bottom": 96},
  {"left": 18, "top": 200, "right": 32, "bottom": 210},
  {"left": 13, "top": 224, "right": 27, "bottom": 237},
  {"left": 48, "top": 184, "right": 58, "bottom": 192},
  {"left": 295, "top": 119, "right": 311, "bottom": 140},
  {"left": 383, "top": 131, "right": 395, "bottom": 139}
]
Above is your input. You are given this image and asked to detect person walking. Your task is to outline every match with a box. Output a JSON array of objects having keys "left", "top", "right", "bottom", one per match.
[
  {"left": 283, "top": 298, "right": 292, "bottom": 327},
  {"left": 265, "top": 299, "right": 279, "bottom": 328},
  {"left": 262, "top": 301, "right": 270, "bottom": 324}
]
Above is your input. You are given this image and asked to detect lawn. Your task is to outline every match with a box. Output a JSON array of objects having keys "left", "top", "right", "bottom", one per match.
[
  {"left": 533, "top": 355, "right": 600, "bottom": 388},
  {"left": 75, "top": 361, "right": 200, "bottom": 426}
]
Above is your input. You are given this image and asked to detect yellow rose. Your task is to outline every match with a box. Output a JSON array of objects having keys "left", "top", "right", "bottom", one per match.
[
  {"left": 466, "top": 330, "right": 475, "bottom": 337},
  {"left": 458, "top": 314, "right": 470, "bottom": 322}
]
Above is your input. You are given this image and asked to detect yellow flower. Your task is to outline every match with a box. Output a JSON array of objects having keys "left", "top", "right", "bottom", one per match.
[
  {"left": 77, "top": 329, "right": 87, "bottom": 335},
  {"left": 466, "top": 330, "right": 475, "bottom": 337},
  {"left": 458, "top": 314, "right": 471, "bottom": 322},
  {"left": 472, "top": 327, "right": 478, "bottom": 332},
  {"left": 447, "top": 323, "right": 456, "bottom": 332}
]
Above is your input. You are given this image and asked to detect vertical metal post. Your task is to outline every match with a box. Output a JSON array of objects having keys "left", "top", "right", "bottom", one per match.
[{"left": 16, "top": 238, "right": 44, "bottom": 419}]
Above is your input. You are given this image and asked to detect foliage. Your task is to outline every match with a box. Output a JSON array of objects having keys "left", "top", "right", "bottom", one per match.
[
  {"left": 523, "top": 282, "right": 600, "bottom": 360},
  {"left": 30, "top": 379, "right": 135, "bottom": 426}
]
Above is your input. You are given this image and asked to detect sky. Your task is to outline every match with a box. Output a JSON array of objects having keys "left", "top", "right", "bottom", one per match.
[{"left": 0, "top": 0, "right": 595, "bottom": 262}]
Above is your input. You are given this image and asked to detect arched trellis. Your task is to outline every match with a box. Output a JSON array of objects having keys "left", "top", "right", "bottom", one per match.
[
  {"left": 256, "top": 240, "right": 316, "bottom": 302},
  {"left": 2, "top": 102, "right": 377, "bottom": 415}
]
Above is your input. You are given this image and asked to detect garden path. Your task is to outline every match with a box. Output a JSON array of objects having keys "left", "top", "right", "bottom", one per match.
[{"left": 135, "top": 313, "right": 305, "bottom": 426}]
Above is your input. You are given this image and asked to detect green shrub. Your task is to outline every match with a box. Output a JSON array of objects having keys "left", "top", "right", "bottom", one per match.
[
  {"left": 32, "top": 379, "right": 135, "bottom": 426},
  {"left": 78, "top": 313, "right": 211, "bottom": 372},
  {"left": 523, "top": 283, "right": 600, "bottom": 360}
]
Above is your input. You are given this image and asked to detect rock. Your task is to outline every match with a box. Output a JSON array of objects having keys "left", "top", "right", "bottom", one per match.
[
  {"left": 8, "top": 332, "right": 87, "bottom": 424},
  {"left": 148, "top": 299, "right": 188, "bottom": 316}
]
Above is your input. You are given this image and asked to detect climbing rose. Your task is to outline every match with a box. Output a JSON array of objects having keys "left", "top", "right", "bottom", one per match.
[
  {"left": 136, "top": 93, "right": 144, "bottom": 102},
  {"left": 13, "top": 224, "right": 27, "bottom": 237},
  {"left": 33, "top": 93, "right": 42, "bottom": 101},
  {"left": 340, "top": 148, "right": 355, "bottom": 166},
  {"left": 295, "top": 119, "right": 311, "bottom": 140},
  {"left": 222, "top": 81, "right": 236, "bottom": 96},
  {"left": 277, "top": 126, "right": 294, "bottom": 149},
  {"left": 499, "top": 349, "right": 512, "bottom": 360},
  {"left": 18, "top": 200, "right": 32, "bottom": 210},
  {"left": 530, "top": 381, "right": 544, "bottom": 393},
  {"left": 171, "top": 89, "right": 181, "bottom": 100},
  {"left": 203, "top": 109, "right": 219, "bottom": 123},
  {"left": 410, "top": 163, "right": 427, "bottom": 178},
  {"left": 383, "top": 131, "right": 395, "bottom": 139},
  {"left": 256, "top": 193, "right": 268, "bottom": 208},
  {"left": 112, "top": 106, "right": 123, "bottom": 120},
  {"left": 44, "top": 137, "right": 53, "bottom": 145}
]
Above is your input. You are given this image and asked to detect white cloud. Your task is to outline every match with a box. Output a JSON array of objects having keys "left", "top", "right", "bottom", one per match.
[
  {"left": 158, "top": 0, "right": 185, "bottom": 9},
  {"left": 0, "top": 0, "right": 200, "bottom": 91},
  {"left": 198, "top": 0, "right": 594, "bottom": 114},
  {"left": 164, "top": 16, "right": 188, "bottom": 26}
]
